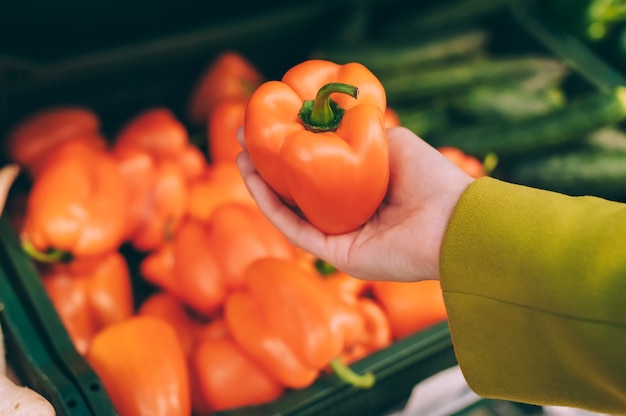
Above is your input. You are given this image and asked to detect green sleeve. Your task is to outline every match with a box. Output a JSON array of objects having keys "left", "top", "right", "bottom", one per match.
[{"left": 440, "top": 176, "right": 626, "bottom": 414}]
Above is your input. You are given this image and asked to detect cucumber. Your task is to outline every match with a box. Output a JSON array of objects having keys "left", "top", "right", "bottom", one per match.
[
  {"left": 394, "top": 105, "right": 451, "bottom": 137},
  {"left": 427, "top": 87, "right": 626, "bottom": 157},
  {"left": 507, "top": 147, "right": 626, "bottom": 200},
  {"left": 381, "top": 56, "right": 568, "bottom": 103},
  {"left": 312, "top": 28, "right": 489, "bottom": 77},
  {"left": 450, "top": 85, "right": 567, "bottom": 122},
  {"left": 381, "top": 0, "right": 528, "bottom": 36},
  {"left": 583, "top": 127, "right": 626, "bottom": 152}
]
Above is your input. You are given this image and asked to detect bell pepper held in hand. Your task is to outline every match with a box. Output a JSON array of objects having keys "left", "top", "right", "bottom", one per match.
[
  {"left": 86, "top": 316, "right": 191, "bottom": 416},
  {"left": 244, "top": 59, "right": 389, "bottom": 234}
]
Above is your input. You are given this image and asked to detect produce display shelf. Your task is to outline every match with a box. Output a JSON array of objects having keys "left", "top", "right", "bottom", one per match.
[{"left": 0, "top": 1, "right": 623, "bottom": 415}]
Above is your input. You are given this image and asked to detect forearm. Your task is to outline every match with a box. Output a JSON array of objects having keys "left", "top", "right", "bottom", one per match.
[{"left": 439, "top": 177, "right": 626, "bottom": 414}]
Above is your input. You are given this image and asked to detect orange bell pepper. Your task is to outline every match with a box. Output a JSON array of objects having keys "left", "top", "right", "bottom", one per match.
[
  {"left": 86, "top": 315, "right": 191, "bottom": 416},
  {"left": 5, "top": 106, "right": 105, "bottom": 177},
  {"left": 224, "top": 290, "right": 319, "bottom": 389},
  {"left": 187, "top": 50, "right": 263, "bottom": 125},
  {"left": 350, "top": 298, "right": 392, "bottom": 360},
  {"left": 138, "top": 292, "right": 206, "bottom": 355},
  {"left": 113, "top": 107, "right": 206, "bottom": 251},
  {"left": 115, "top": 149, "right": 189, "bottom": 251},
  {"left": 438, "top": 146, "right": 486, "bottom": 178},
  {"left": 225, "top": 258, "right": 374, "bottom": 390},
  {"left": 372, "top": 280, "right": 448, "bottom": 340},
  {"left": 207, "top": 98, "right": 246, "bottom": 164},
  {"left": 138, "top": 292, "right": 232, "bottom": 416},
  {"left": 115, "top": 107, "right": 187, "bottom": 159},
  {"left": 191, "top": 337, "right": 285, "bottom": 413},
  {"left": 208, "top": 203, "right": 298, "bottom": 290},
  {"left": 114, "top": 107, "right": 205, "bottom": 183},
  {"left": 140, "top": 203, "right": 296, "bottom": 316},
  {"left": 313, "top": 262, "right": 391, "bottom": 364},
  {"left": 313, "top": 259, "right": 371, "bottom": 306},
  {"left": 188, "top": 162, "right": 256, "bottom": 222},
  {"left": 384, "top": 107, "right": 401, "bottom": 128},
  {"left": 244, "top": 59, "right": 389, "bottom": 234},
  {"left": 139, "top": 219, "right": 225, "bottom": 317},
  {"left": 41, "top": 251, "right": 134, "bottom": 355},
  {"left": 21, "top": 140, "right": 128, "bottom": 260}
]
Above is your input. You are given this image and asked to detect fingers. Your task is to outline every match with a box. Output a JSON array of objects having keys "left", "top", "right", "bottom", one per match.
[
  {"left": 236, "top": 126, "right": 246, "bottom": 149},
  {"left": 236, "top": 150, "right": 328, "bottom": 256}
]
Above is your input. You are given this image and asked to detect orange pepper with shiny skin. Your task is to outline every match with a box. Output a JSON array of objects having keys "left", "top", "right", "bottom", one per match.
[
  {"left": 188, "top": 162, "right": 256, "bottom": 222},
  {"left": 372, "top": 280, "right": 448, "bottom": 340},
  {"left": 139, "top": 220, "right": 224, "bottom": 317},
  {"left": 208, "top": 204, "right": 298, "bottom": 290},
  {"left": 207, "top": 98, "right": 247, "bottom": 164},
  {"left": 86, "top": 315, "right": 191, "bottom": 416},
  {"left": 225, "top": 258, "right": 374, "bottom": 390},
  {"left": 115, "top": 149, "right": 189, "bottom": 252},
  {"left": 312, "top": 261, "right": 391, "bottom": 364},
  {"left": 187, "top": 50, "right": 263, "bottom": 125},
  {"left": 115, "top": 107, "right": 206, "bottom": 182},
  {"left": 138, "top": 292, "right": 208, "bottom": 355},
  {"left": 438, "top": 146, "right": 486, "bottom": 178},
  {"left": 140, "top": 203, "right": 297, "bottom": 316},
  {"left": 138, "top": 292, "right": 232, "bottom": 416},
  {"left": 384, "top": 107, "right": 401, "bottom": 128},
  {"left": 5, "top": 106, "right": 106, "bottom": 177},
  {"left": 21, "top": 140, "right": 128, "bottom": 260},
  {"left": 41, "top": 251, "right": 134, "bottom": 355},
  {"left": 342, "top": 297, "right": 392, "bottom": 364},
  {"left": 244, "top": 59, "right": 389, "bottom": 235},
  {"left": 140, "top": 290, "right": 285, "bottom": 415},
  {"left": 191, "top": 336, "right": 285, "bottom": 413},
  {"left": 113, "top": 107, "right": 206, "bottom": 251}
]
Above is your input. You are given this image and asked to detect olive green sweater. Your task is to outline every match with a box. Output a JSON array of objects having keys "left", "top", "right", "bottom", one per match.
[{"left": 440, "top": 177, "right": 626, "bottom": 415}]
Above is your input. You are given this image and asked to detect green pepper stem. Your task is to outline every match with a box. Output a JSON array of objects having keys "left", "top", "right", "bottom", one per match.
[
  {"left": 299, "top": 83, "right": 359, "bottom": 132},
  {"left": 21, "top": 239, "right": 72, "bottom": 263},
  {"left": 329, "top": 357, "right": 375, "bottom": 389},
  {"left": 482, "top": 152, "right": 499, "bottom": 175},
  {"left": 315, "top": 258, "right": 337, "bottom": 276}
]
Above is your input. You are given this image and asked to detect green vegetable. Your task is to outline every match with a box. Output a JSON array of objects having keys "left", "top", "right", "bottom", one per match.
[
  {"left": 312, "top": 28, "right": 489, "bottom": 77},
  {"left": 381, "top": 56, "right": 567, "bottom": 103},
  {"left": 382, "top": 0, "right": 527, "bottom": 36},
  {"left": 450, "top": 85, "right": 566, "bottom": 122},
  {"left": 427, "top": 87, "right": 626, "bottom": 157},
  {"left": 394, "top": 104, "right": 451, "bottom": 137},
  {"left": 507, "top": 145, "right": 626, "bottom": 200}
]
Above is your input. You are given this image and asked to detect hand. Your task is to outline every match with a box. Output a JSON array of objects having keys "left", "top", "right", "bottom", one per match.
[{"left": 237, "top": 126, "right": 474, "bottom": 282}]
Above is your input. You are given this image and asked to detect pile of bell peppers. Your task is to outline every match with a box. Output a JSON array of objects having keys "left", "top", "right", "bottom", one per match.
[{"left": 1, "top": 50, "right": 488, "bottom": 415}]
